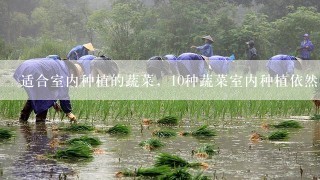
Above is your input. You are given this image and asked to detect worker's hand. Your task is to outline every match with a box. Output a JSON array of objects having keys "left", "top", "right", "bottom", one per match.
[
  {"left": 190, "top": 46, "right": 196, "bottom": 49},
  {"left": 53, "top": 102, "right": 61, "bottom": 112},
  {"left": 66, "top": 113, "right": 77, "bottom": 123}
]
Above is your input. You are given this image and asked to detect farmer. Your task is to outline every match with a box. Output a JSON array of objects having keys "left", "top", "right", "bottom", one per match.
[
  {"left": 146, "top": 56, "right": 171, "bottom": 80},
  {"left": 163, "top": 54, "right": 179, "bottom": 75},
  {"left": 91, "top": 55, "right": 119, "bottom": 81},
  {"left": 209, "top": 55, "right": 234, "bottom": 75},
  {"left": 267, "top": 54, "right": 302, "bottom": 78},
  {"left": 67, "top": 43, "right": 95, "bottom": 60},
  {"left": 77, "top": 55, "right": 97, "bottom": 76},
  {"left": 13, "top": 58, "right": 83, "bottom": 123},
  {"left": 177, "top": 53, "right": 209, "bottom": 78},
  {"left": 298, "top": 34, "right": 314, "bottom": 60},
  {"left": 191, "top": 35, "right": 214, "bottom": 57},
  {"left": 244, "top": 40, "right": 259, "bottom": 75}
]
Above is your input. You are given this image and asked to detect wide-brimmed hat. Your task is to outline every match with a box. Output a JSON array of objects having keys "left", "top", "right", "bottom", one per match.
[
  {"left": 246, "top": 40, "right": 254, "bottom": 46},
  {"left": 202, "top": 35, "right": 214, "bottom": 42},
  {"left": 83, "top": 43, "right": 95, "bottom": 51},
  {"left": 303, "top": 34, "right": 309, "bottom": 37},
  {"left": 64, "top": 60, "right": 84, "bottom": 78}
]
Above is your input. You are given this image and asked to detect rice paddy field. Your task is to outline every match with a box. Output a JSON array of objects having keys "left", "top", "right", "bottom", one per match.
[{"left": 0, "top": 100, "right": 319, "bottom": 179}]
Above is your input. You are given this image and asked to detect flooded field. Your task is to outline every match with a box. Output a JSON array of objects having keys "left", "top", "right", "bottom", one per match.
[{"left": 0, "top": 118, "right": 319, "bottom": 180}]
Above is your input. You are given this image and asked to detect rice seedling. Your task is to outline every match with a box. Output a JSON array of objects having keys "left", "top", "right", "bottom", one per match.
[
  {"left": 155, "top": 153, "right": 207, "bottom": 168},
  {"left": 157, "top": 116, "right": 179, "bottom": 126},
  {"left": 0, "top": 128, "right": 13, "bottom": 140},
  {"left": 54, "top": 141, "right": 93, "bottom": 160},
  {"left": 59, "top": 124, "right": 95, "bottom": 132},
  {"left": 273, "top": 120, "right": 303, "bottom": 128},
  {"left": 193, "top": 144, "right": 216, "bottom": 158},
  {"left": 191, "top": 125, "right": 216, "bottom": 137},
  {"left": 106, "top": 124, "right": 130, "bottom": 135},
  {"left": 67, "top": 136, "right": 102, "bottom": 147},
  {"left": 116, "top": 166, "right": 171, "bottom": 178},
  {"left": 152, "top": 129, "right": 177, "bottom": 138},
  {"left": 268, "top": 130, "right": 289, "bottom": 141},
  {"left": 159, "top": 168, "right": 192, "bottom": 180},
  {"left": 310, "top": 114, "right": 320, "bottom": 120},
  {"left": 139, "top": 138, "right": 164, "bottom": 150}
]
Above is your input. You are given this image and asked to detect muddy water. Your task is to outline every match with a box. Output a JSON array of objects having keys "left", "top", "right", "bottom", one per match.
[{"left": 0, "top": 119, "right": 319, "bottom": 180}]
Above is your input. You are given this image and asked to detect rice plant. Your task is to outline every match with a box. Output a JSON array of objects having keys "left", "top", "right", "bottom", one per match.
[
  {"left": 268, "top": 130, "right": 289, "bottom": 140},
  {"left": 60, "top": 124, "right": 95, "bottom": 132},
  {"left": 0, "top": 128, "right": 13, "bottom": 140},
  {"left": 157, "top": 116, "right": 179, "bottom": 126},
  {"left": 139, "top": 138, "right": 164, "bottom": 150},
  {"left": 54, "top": 141, "right": 93, "bottom": 160},
  {"left": 155, "top": 153, "right": 206, "bottom": 168},
  {"left": 193, "top": 144, "right": 216, "bottom": 157},
  {"left": 67, "top": 136, "right": 101, "bottom": 147},
  {"left": 273, "top": 120, "right": 303, "bottom": 128},
  {"left": 191, "top": 125, "right": 216, "bottom": 137},
  {"left": 152, "top": 129, "right": 177, "bottom": 138},
  {"left": 159, "top": 168, "right": 192, "bottom": 180},
  {"left": 310, "top": 114, "right": 320, "bottom": 120},
  {"left": 106, "top": 124, "right": 130, "bottom": 135}
]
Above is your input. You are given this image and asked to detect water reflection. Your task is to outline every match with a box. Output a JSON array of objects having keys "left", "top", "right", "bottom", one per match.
[{"left": 12, "top": 122, "right": 74, "bottom": 180}]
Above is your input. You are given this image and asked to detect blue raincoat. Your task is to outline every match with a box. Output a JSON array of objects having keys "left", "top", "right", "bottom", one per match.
[
  {"left": 77, "top": 55, "right": 97, "bottom": 76},
  {"left": 267, "top": 55, "right": 296, "bottom": 76},
  {"left": 300, "top": 39, "right": 314, "bottom": 60},
  {"left": 164, "top": 54, "right": 179, "bottom": 75},
  {"left": 209, "top": 56, "right": 230, "bottom": 75},
  {"left": 177, "top": 53, "right": 206, "bottom": 78},
  {"left": 13, "top": 58, "right": 72, "bottom": 114},
  {"left": 67, "top": 45, "right": 89, "bottom": 60},
  {"left": 196, "top": 43, "right": 213, "bottom": 57}
]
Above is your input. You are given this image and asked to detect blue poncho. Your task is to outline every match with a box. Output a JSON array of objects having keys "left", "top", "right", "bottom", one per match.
[
  {"left": 13, "top": 58, "right": 72, "bottom": 114},
  {"left": 196, "top": 43, "right": 213, "bottom": 57},
  {"left": 67, "top": 45, "right": 89, "bottom": 60},
  {"left": 209, "top": 56, "right": 230, "bottom": 75},
  {"left": 77, "top": 55, "right": 97, "bottom": 76},
  {"left": 267, "top": 55, "right": 296, "bottom": 75},
  {"left": 177, "top": 53, "right": 206, "bottom": 77}
]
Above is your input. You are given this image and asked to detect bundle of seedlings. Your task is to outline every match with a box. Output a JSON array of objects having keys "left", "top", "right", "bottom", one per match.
[
  {"left": 139, "top": 138, "right": 164, "bottom": 150},
  {"left": 0, "top": 128, "right": 13, "bottom": 140},
  {"left": 59, "top": 124, "right": 95, "bottom": 132},
  {"left": 273, "top": 120, "right": 302, "bottom": 128},
  {"left": 152, "top": 129, "right": 177, "bottom": 138},
  {"left": 155, "top": 153, "right": 208, "bottom": 169},
  {"left": 180, "top": 125, "right": 216, "bottom": 137},
  {"left": 116, "top": 166, "right": 171, "bottom": 178},
  {"left": 159, "top": 168, "right": 192, "bottom": 180},
  {"left": 54, "top": 141, "right": 93, "bottom": 160},
  {"left": 192, "top": 144, "right": 216, "bottom": 158},
  {"left": 310, "top": 114, "right": 320, "bottom": 120},
  {"left": 67, "top": 135, "right": 101, "bottom": 147},
  {"left": 106, "top": 124, "right": 130, "bottom": 135},
  {"left": 157, "top": 116, "right": 179, "bottom": 126},
  {"left": 268, "top": 130, "right": 289, "bottom": 141}
]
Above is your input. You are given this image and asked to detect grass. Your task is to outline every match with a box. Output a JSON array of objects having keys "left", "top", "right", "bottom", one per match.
[
  {"left": 60, "top": 124, "right": 95, "bottom": 132},
  {"left": 106, "top": 124, "right": 130, "bottom": 135},
  {"left": 54, "top": 141, "right": 93, "bottom": 160},
  {"left": 153, "top": 129, "right": 177, "bottom": 138},
  {"left": 268, "top": 130, "right": 289, "bottom": 140},
  {"left": 67, "top": 136, "right": 101, "bottom": 147},
  {"left": 191, "top": 125, "right": 216, "bottom": 137},
  {"left": 0, "top": 128, "right": 13, "bottom": 140},
  {"left": 273, "top": 120, "right": 303, "bottom": 128},
  {"left": 139, "top": 138, "right": 164, "bottom": 150},
  {"left": 157, "top": 116, "right": 179, "bottom": 125}
]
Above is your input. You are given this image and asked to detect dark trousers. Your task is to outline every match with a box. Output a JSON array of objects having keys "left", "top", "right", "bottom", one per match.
[{"left": 20, "top": 100, "right": 47, "bottom": 122}]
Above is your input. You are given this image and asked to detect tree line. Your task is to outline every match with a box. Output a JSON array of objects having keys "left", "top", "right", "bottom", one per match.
[{"left": 0, "top": 0, "right": 320, "bottom": 60}]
